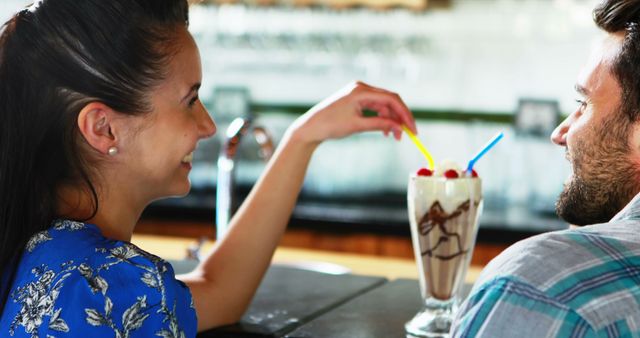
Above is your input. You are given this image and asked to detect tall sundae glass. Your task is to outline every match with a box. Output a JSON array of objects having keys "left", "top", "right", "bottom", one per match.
[{"left": 405, "top": 163, "right": 483, "bottom": 337}]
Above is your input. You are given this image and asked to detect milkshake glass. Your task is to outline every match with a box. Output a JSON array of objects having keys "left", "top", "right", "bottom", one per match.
[{"left": 405, "top": 173, "right": 483, "bottom": 337}]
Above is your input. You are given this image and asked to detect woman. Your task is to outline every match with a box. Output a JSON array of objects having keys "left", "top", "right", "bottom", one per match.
[{"left": 0, "top": 0, "right": 416, "bottom": 336}]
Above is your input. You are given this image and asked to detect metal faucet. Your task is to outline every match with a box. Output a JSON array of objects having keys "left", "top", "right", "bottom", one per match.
[{"left": 215, "top": 117, "right": 274, "bottom": 239}]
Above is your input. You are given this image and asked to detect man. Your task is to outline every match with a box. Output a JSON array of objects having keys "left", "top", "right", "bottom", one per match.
[{"left": 451, "top": 0, "right": 640, "bottom": 336}]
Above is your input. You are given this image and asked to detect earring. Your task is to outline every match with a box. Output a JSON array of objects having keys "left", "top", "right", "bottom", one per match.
[{"left": 107, "top": 147, "right": 118, "bottom": 156}]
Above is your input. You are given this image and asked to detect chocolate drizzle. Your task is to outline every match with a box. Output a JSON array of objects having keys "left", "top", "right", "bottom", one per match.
[{"left": 417, "top": 200, "right": 475, "bottom": 261}]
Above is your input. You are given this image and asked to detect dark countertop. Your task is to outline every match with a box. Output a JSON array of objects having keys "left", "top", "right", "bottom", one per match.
[
  {"left": 193, "top": 265, "right": 388, "bottom": 338},
  {"left": 145, "top": 187, "right": 568, "bottom": 244},
  {"left": 284, "top": 279, "right": 422, "bottom": 338},
  {"left": 185, "top": 263, "right": 474, "bottom": 338}
]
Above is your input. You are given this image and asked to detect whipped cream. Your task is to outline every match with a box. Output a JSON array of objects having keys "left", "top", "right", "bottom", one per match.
[
  {"left": 409, "top": 175, "right": 482, "bottom": 215},
  {"left": 432, "top": 159, "right": 462, "bottom": 177}
]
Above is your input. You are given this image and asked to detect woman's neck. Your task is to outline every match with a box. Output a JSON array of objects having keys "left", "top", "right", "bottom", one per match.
[{"left": 56, "top": 183, "right": 145, "bottom": 242}]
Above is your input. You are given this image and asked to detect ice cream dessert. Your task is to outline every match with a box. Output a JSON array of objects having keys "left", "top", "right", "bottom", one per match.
[{"left": 408, "top": 160, "right": 483, "bottom": 301}]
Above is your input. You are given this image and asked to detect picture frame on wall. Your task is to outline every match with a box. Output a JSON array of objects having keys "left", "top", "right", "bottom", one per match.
[{"left": 514, "top": 98, "right": 559, "bottom": 138}]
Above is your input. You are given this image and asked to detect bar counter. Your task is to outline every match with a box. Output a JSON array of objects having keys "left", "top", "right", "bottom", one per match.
[
  {"left": 132, "top": 234, "right": 483, "bottom": 338},
  {"left": 131, "top": 233, "right": 482, "bottom": 282}
]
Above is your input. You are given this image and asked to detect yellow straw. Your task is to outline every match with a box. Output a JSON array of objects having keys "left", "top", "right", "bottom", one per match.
[{"left": 401, "top": 125, "right": 435, "bottom": 170}]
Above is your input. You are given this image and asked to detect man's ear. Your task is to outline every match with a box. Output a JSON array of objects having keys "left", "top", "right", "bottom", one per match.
[{"left": 77, "top": 102, "right": 118, "bottom": 155}]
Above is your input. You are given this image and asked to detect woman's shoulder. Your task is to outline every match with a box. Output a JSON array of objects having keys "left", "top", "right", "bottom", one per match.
[
  {"left": 2, "top": 220, "right": 196, "bottom": 337},
  {"left": 21, "top": 219, "right": 173, "bottom": 273},
  {"left": 18, "top": 219, "right": 192, "bottom": 300}
]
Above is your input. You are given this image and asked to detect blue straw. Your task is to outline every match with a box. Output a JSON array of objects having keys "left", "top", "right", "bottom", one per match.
[{"left": 466, "top": 132, "right": 504, "bottom": 173}]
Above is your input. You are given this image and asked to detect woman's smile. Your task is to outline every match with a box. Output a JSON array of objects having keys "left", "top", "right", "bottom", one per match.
[{"left": 181, "top": 152, "right": 194, "bottom": 170}]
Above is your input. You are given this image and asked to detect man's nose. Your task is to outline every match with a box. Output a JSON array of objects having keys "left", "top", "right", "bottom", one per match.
[{"left": 550, "top": 114, "right": 575, "bottom": 146}]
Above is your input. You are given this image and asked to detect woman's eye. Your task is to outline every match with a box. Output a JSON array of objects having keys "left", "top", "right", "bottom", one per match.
[
  {"left": 188, "top": 95, "right": 199, "bottom": 107},
  {"left": 575, "top": 98, "right": 587, "bottom": 108}
]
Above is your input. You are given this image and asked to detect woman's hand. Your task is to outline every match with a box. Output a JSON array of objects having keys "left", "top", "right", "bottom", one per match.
[
  {"left": 183, "top": 82, "right": 417, "bottom": 331},
  {"left": 289, "top": 81, "right": 417, "bottom": 145}
]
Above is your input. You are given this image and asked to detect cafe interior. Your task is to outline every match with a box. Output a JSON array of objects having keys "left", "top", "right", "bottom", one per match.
[{"left": 0, "top": 0, "right": 602, "bottom": 336}]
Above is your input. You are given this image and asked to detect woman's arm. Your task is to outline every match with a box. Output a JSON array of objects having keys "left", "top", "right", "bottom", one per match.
[{"left": 178, "top": 82, "right": 416, "bottom": 331}]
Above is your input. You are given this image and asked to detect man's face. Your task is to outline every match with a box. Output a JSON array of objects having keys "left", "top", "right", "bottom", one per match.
[{"left": 551, "top": 32, "right": 640, "bottom": 225}]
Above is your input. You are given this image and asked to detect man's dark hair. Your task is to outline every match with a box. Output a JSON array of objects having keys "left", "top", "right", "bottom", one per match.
[
  {"left": 0, "top": 0, "right": 189, "bottom": 315},
  {"left": 594, "top": 0, "right": 640, "bottom": 121}
]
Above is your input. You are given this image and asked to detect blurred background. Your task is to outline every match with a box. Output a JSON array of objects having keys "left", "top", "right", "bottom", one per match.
[{"left": 0, "top": 0, "right": 601, "bottom": 253}]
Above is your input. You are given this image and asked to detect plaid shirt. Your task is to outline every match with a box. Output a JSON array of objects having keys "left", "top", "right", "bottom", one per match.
[{"left": 451, "top": 193, "right": 640, "bottom": 337}]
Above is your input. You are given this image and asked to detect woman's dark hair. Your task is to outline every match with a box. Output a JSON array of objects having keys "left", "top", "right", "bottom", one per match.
[
  {"left": 594, "top": 0, "right": 640, "bottom": 121},
  {"left": 0, "top": 0, "right": 189, "bottom": 313}
]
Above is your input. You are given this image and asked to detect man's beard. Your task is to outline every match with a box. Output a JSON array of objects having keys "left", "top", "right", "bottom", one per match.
[
  {"left": 556, "top": 117, "right": 640, "bottom": 226},
  {"left": 556, "top": 169, "right": 637, "bottom": 225}
]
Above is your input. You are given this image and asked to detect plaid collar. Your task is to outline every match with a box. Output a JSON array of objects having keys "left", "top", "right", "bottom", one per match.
[{"left": 610, "top": 191, "right": 640, "bottom": 222}]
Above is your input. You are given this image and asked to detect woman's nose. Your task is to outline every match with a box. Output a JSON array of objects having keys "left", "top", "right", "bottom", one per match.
[{"left": 197, "top": 103, "right": 216, "bottom": 139}]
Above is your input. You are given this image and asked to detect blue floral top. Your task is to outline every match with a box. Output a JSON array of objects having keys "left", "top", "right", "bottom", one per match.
[{"left": 0, "top": 220, "right": 197, "bottom": 338}]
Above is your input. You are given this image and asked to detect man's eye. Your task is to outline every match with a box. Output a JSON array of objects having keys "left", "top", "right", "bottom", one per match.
[{"left": 575, "top": 99, "right": 587, "bottom": 108}]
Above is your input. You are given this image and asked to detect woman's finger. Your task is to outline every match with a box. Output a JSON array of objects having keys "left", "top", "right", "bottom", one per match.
[
  {"left": 355, "top": 116, "right": 402, "bottom": 139},
  {"left": 373, "top": 105, "right": 391, "bottom": 119},
  {"left": 365, "top": 101, "right": 410, "bottom": 126},
  {"left": 356, "top": 91, "right": 416, "bottom": 134},
  {"left": 354, "top": 83, "right": 414, "bottom": 126}
]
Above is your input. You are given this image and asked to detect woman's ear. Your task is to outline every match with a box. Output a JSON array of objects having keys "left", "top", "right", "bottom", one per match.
[{"left": 77, "top": 102, "right": 118, "bottom": 156}]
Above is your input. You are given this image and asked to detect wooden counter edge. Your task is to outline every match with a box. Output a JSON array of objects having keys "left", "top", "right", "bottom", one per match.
[{"left": 131, "top": 233, "right": 482, "bottom": 283}]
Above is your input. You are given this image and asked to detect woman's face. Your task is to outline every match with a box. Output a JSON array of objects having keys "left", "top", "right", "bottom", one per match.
[{"left": 120, "top": 28, "right": 216, "bottom": 201}]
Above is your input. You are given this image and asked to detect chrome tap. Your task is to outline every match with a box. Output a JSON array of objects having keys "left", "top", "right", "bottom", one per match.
[{"left": 216, "top": 117, "right": 274, "bottom": 239}]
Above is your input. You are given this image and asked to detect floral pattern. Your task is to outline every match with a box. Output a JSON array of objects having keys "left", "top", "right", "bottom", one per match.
[
  {"left": 84, "top": 295, "right": 150, "bottom": 338},
  {"left": 52, "top": 220, "right": 84, "bottom": 231},
  {"left": 8, "top": 266, "right": 71, "bottom": 337},
  {"left": 24, "top": 231, "right": 51, "bottom": 253},
  {"left": 1, "top": 220, "right": 196, "bottom": 338}
]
